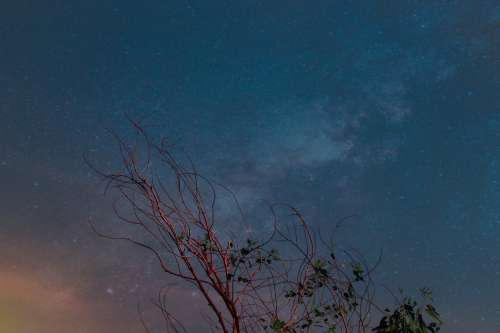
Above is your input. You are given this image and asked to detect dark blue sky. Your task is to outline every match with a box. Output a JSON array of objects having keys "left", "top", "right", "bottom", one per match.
[{"left": 0, "top": 1, "right": 499, "bottom": 332}]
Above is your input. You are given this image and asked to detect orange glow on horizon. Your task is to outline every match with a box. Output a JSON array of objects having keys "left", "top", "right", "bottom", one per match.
[{"left": 0, "top": 270, "right": 140, "bottom": 333}]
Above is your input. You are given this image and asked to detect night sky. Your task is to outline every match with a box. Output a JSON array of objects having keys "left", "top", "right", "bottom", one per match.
[{"left": 1, "top": 1, "right": 499, "bottom": 332}]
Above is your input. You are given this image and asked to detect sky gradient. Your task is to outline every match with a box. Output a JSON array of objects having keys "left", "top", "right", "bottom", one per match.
[{"left": 1, "top": 1, "right": 499, "bottom": 332}]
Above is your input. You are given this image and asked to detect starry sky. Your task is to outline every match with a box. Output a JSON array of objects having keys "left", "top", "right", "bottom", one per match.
[{"left": 1, "top": 1, "right": 499, "bottom": 332}]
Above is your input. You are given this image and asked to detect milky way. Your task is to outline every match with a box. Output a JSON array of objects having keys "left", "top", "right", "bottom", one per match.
[{"left": 1, "top": 1, "right": 499, "bottom": 332}]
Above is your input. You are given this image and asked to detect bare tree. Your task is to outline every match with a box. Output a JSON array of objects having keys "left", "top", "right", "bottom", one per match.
[{"left": 87, "top": 120, "right": 442, "bottom": 333}]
